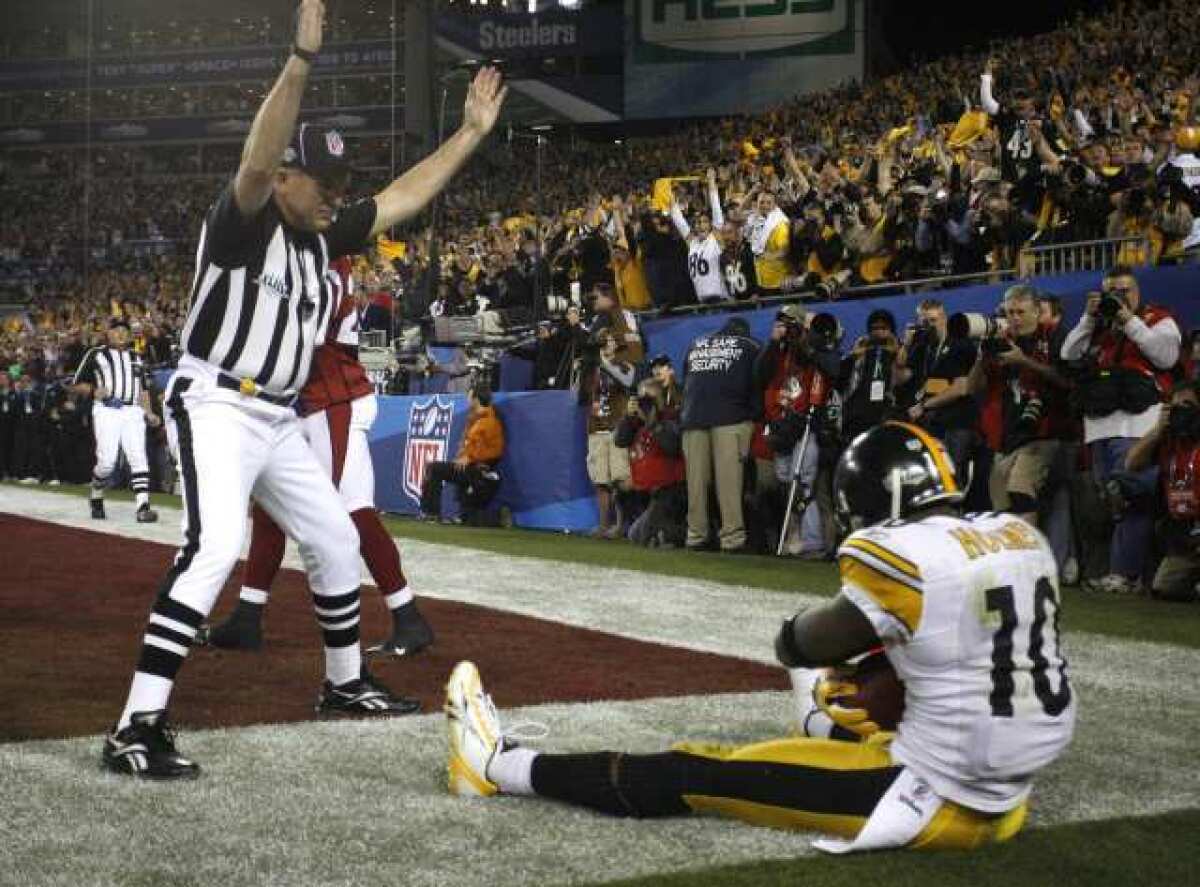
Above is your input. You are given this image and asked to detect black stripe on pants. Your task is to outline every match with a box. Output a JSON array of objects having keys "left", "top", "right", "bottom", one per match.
[{"left": 137, "top": 379, "right": 201, "bottom": 680}]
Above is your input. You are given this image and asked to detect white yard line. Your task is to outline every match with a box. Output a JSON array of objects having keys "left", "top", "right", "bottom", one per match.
[{"left": 2, "top": 485, "right": 1200, "bottom": 886}]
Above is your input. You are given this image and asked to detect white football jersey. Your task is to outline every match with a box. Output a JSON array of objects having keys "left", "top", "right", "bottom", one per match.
[
  {"left": 687, "top": 235, "right": 729, "bottom": 302},
  {"left": 838, "top": 512, "right": 1076, "bottom": 813}
]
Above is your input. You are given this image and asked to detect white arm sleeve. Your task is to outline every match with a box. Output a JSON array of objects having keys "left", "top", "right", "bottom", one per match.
[
  {"left": 709, "top": 183, "right": 725, "bottom": 229},
  {"left": 980, "top": 73, "right": 1001, "bottom": 116},
  {"left": 1072, "top": 107, "right": 1095, "bottom": 141},
  {"left": 668, "top": 202, "right": 691, "bottom": 240},
  {"left": 1123, "top": 316, "right": 1182, "bottom": 369},
  {"left": 1060, "top": 315, "right": 1097, "bottom": 362}
]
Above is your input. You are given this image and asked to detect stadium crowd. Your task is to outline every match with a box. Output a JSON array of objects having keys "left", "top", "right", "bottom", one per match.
[{"left": 3, "top": 0, "right": 1200, "bottom": 601}]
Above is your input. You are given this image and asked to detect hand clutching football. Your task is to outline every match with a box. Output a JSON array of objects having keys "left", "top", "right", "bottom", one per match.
[{"left": 813, "top": 651, "right": 905, "bottom": 737}]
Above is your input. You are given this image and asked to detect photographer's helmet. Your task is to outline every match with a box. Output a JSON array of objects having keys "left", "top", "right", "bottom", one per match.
[{"left": 833, "top": 421, "right": 964, "bottom": 532}]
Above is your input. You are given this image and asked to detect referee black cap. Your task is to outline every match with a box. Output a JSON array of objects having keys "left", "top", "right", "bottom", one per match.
[
  {"left": 282, "top": 123, "right": 352, "bottom": 186},
  {"left": 109, "top": 317, "right": 130, "bottom": 331}
]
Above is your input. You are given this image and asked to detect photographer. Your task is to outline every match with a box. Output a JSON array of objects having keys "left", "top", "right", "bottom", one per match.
[
  {"left": 614, "top": 379, "right": 686, "bottom": 548},
  {"left": 1125, "top": 382, "right": 1200, "bottom": 602},
  {"left": 967, "top": 285, "right": 1070, "bottom": 527},
  {"left": 580, "top": 328, "right": 636, "bottom": 539},
  {"left": 894, "top": 298, "right": 979, "bottom": 475},
  {"left": 1062, "top": 266, "right": 1182, "bottom": 595},
  {"left": 840, "top": 308, "right": 902, "bottom": 441},
  {"left": 751, "top": 306, "right": 830, "bottom": 557}
]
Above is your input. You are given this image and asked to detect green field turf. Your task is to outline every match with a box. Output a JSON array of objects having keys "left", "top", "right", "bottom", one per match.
[{"left": 5, "top": 481, "right": 1198, "bottom": 887}]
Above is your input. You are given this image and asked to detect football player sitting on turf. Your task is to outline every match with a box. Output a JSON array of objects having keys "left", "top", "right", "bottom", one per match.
[{"left": 444, "top": 421, "right": 1076, "bottom": 853}]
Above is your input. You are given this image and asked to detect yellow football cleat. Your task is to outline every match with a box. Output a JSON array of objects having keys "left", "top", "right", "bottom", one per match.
[{"left": 444, "top": 660, "right": 501, "bottom": 797}]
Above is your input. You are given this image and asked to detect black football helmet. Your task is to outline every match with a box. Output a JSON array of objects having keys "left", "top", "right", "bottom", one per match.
[{"left": 833, "top": 421, "right": 964, "bottom": 531}]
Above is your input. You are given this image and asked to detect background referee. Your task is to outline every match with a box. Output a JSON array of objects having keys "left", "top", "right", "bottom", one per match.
[{"left": 72, "top": 317, "right": 160, "bottom": 523}]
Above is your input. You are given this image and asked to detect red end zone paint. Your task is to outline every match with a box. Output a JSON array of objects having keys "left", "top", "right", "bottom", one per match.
[{"left": 0, "top": 515, "right": 787, "bottom": 741}]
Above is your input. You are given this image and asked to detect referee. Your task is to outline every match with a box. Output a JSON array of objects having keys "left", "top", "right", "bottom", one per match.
[
  {"left": 102, "top": 0, "right": 507, "bottom": 779},
  {"left": 72, "top": 318, "right": 160, "bottom": 523}
]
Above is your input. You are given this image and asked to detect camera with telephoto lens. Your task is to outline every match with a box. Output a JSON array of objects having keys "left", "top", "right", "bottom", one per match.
[{"left": 948, "top": 311, "right": 1010, "bottom": 355}]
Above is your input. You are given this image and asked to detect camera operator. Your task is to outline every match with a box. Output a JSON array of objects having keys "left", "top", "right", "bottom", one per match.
[
  {"left": 967, "top": 285, "right": 1070, "bottom": 527},
  {"left": 680, "top": 316, "right": 760, "bottom": 552},
  {"left": 580, "top": 327, "right": 637, "bottom": 539},
  {"left": 894, "top": 298, "right": 979, "bottom": 475},
  {"left": 1125, "top": 381, "right": 1200, "bottom": 602},
  {"left": 614, "top": 379, "right": 686, "bottom": 548},
  {"left": 511, "top": 310, "right": 588, "bottom": 391},
  {"left": 1062, "top": 266, "right": 1183, "bottom": 595},
  {"left": 915, "top": 182, "right": 980, "bottom": 276},
  {"left": 751, "top": 306, "right": 830, "bottom": 556},
  {"left": 840, "top": 308, "right": 902, "bottom": 441}
]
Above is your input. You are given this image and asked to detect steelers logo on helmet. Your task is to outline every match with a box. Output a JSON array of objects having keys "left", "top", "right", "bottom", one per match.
[{"left": 833, "top": 421, "right": 963, "bottom": 531}]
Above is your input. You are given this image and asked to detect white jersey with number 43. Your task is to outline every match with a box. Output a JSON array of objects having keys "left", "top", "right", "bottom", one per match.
[{"left": 838, "top": 511, "right": 1076, "bottom": 813}]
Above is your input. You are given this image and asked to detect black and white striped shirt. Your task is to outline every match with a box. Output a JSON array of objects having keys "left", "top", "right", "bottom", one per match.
[
  {"left": 74, "top": 347, "right": 146, "bottom": 405},
  {"left": 181, "top": 183, "right": 376, "bottom": 396}
]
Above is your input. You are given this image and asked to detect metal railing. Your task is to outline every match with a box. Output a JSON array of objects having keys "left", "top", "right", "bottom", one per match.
[
  {"left": 1018, "top": 236, "right": 1152, "bottom": 277},
  {"left": 634, "top": 235, "right": 1157, "bottom": 321}
]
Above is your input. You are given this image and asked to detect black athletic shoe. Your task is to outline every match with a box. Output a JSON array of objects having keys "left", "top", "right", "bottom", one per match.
[
  {"left": 90, "top": 499, "right": 105, "bottom": 520},
  {"left": 366, "top": 604, "right": 434, "bottom": 658},
  {"left": 194, "top": 617, "right": 263, "bottom": 651},
  {"left": 101, "top": 710, "right": 200, "bottom": 780},
  {"left": 136, "top": 503, "right": 158, "bottom": 524},
  {"left": 316, "top": 668, "right": 421, "bottom": 716}
]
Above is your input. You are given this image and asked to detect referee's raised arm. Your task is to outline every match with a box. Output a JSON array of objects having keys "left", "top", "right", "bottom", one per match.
[
  {"left": 366, "top": 66, "right": 508, "bottom": 238},
  {"left": 233, "top": 0, "right": 325, "bottom": 218}
]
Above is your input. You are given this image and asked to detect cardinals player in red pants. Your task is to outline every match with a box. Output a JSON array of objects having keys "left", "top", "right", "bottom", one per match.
[{"left": 199, "top": 256, "right": 434, "bottom": 656}]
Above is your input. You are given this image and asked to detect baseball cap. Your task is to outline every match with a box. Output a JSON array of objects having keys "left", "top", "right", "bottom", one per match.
[
  {"left": 109, "top": 317, "right": 130, "bottom": 331},
  {"left": 648, "top": 353, "right": 672, "bottom": 369},
  {"left": 282, "top": 123, "right": 352, "bottom": 186}
]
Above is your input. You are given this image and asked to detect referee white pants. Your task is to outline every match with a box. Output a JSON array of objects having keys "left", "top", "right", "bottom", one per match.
[
  {"left": 91, "top": 402, "right": 148, "bottom": 479},
  {"left": 162, "top": 376, "right": 361, "bottom": 617}
]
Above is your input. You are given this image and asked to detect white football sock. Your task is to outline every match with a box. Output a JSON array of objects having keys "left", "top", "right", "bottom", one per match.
[
  {"left": 385, "top": 587, "right": 414, "bottom": 610},
  {"left": 117, "top": 673, "right": 174, "bottom": 731},
  {"left": 486, "top": 745, "right": 539, "bottom": 795},
  {"left": 239, "top": 586, "right": 269, "bottom": 606},
  {"left": 325, "top": 645, "right": 361, "bottom": 687}
]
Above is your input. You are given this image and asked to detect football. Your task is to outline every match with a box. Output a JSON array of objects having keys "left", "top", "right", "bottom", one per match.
[{"left": 845, "top": 652, "right": 906, "bottom": 731}]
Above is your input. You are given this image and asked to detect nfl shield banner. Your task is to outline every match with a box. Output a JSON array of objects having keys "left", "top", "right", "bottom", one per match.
[{"left": 402, "top": 396, "right": 456, "bottom": 501}]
